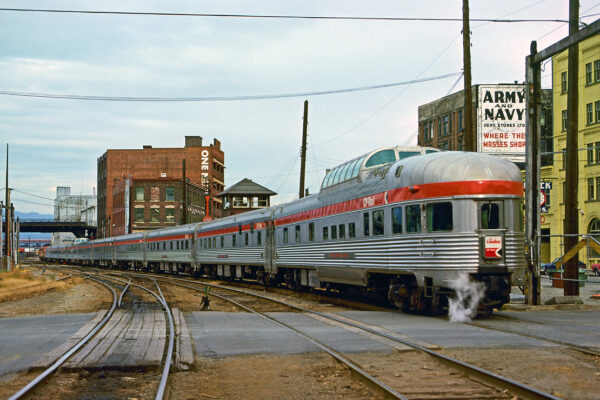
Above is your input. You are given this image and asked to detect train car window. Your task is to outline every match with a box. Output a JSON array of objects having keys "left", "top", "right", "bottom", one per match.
[
  {"left": 213, "top": 237, "right": 216, "bottom": 248},
  {"left": 221, "top": 236, "right": 225, "bottom": 248},
  {"left": 186, "top": 240, "right": 189, "bottom": 250},
  {"left": 323, "top": 226, "right": 329, "bottom": 240},
  {"left": 245, "top": 232, "right": 249, "bottom": 246},
  {"left": 239, "top": 225, "right": 242, "bottom": 234},
  {"left": 170, "top": 241, "right": 174, "bottom": 251},
  {"left": 250, "top": 223, "right": 254, "bottom": 233},
  {"left": 257, "top": 231, "right": 262, "bottom": 246},
  {"left": 397, "top": 151, "right": 419, "bottom": 160},
  {"left": 339, "top": 224, "right": 346, "bottom": 239},
  {"left": 309, "top": 223, "right": 315, "bottom": 241},
  {"left": 331, "top": 225, "right": 337, "bottom": 239},
  {"left": 349, "top": 222, "right": 356, "bottom": 238},
  {"left": 392, "top": 207, "right": 403, "bottom": 234},
  {"left": 232, "top": 235, "right": 237, "bottom": 247},
  {"left": 427, "top": 202, "right": 453, "bottom": 231},
  {"left": 283, "top": 228, "right": 289, "bottom": 244},
  {"left": 363, "top": 213, "right": 370, "bottom": 236},
  {"left": 395, "top": 165, "right": 403, "bottom": 178},
  {"left": 373, "top": 210, "right": 384, "bottom": 236},
  {"left": 481, "top": 203, "right": 500, "bottom": 229},
  {"left": 365, "top": 149, "right": 396, "bottom": 168},
  {"left": 177, "top": 241, "right": 180, "bottom": 250},
  {"left": 406, "top": 205, "right": 421, "bottom": 233}
]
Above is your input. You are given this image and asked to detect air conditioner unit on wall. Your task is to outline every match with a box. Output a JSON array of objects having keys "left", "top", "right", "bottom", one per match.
[{"left": 160, "top": 173, "right": 166, "bottom": 178}]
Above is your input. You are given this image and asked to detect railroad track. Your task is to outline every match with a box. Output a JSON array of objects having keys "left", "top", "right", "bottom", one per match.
[
  {"left": 139, "top": 272, "right": 561, "bottom": 400},
  {"left": 10, "top": 266, "right": 176, "bottom": 400},
  {"left": 7, "top": 274, "right": 118, "bottom": 400}
]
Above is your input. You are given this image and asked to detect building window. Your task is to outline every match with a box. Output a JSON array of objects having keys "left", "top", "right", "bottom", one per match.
[
  {"left": 595, "top": 60, "right": 600, "bottom": 82},
  {"left": 596, "top": 141, "right": 600, "bottom": 165},
  {"left": 442, "top": 115, "right": 449, "bottom": 136},
  {"left": 597, "top": 177, "right": 600, "bottom": 201},
  {"left": 166, "top": 187, "right": 175, "bottom": 201},
  {"left": 135, "top": 187, "right": 144, "bottom": 201},
  {"left": 589, "top": 218, "right": 600, "bottom": 257},
  {"left": 561, "top": 71, "right": 567, "bottom": 93},
  {"left": 423, "top": 122, "right": 429, "bottom": 141},
  {"left": 165, "top": 208, "right": 175, "bottom": 222},
  {"left": 588, "top": 143, "right": 594, "bottom": 165},
  {"left": 458, "top": 109, "right": 463, "bottom": 131},
  {"left": 438, "top": 118, "right": 442, "bottom": 137},
  {"left": 150, "top": 207, "right": 160, "bottom": 223},
  {"left": 134, "top": 208, "right": 144, "bottom": 223},
  {"left": 151, "top": 186, "right": 160, "bottom": 201},
  {"left": 429, "top": 120, "right": 434, "bottom": 140},
  {"left": 587, "top": 103, "right": 594, "bottom": 125},
  {"left": 589, "top": 178, "right": 595, "bottom": 200},
  {"left": 562, "top": 110, "right": 568, "bottom": 131},
  {"left": 586, "top": 63, "right": 593, "bottom": 84},
  {"left": 596, "top": 101, "right": 600, "bottom": 122}
]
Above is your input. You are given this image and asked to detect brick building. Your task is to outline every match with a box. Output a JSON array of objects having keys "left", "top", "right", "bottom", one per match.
[
  {"left": 111, "top": 177, "right": 207, "bottom": 235},
  {"left": 97, "top": 136, "right": 224, "bottom": 238}
]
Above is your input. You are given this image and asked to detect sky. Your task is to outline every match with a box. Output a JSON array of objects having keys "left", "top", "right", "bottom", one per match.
[{"left": 0, "top": 0, "right": 598, "bottom": 214}]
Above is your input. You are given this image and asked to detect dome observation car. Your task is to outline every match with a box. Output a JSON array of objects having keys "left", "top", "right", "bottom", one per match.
[{"left": 320, "top": 145, "right": 439, "bottom": 190}]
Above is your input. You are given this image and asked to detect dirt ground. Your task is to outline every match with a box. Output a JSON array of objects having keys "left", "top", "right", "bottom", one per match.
[{"left": 2, "top": 268, "right": 600, "bottom": 399}]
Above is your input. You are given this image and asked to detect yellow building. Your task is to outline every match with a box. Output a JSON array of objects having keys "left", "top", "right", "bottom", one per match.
[{"left": 541, "top": 35, "right": 600, "bottom": 265}]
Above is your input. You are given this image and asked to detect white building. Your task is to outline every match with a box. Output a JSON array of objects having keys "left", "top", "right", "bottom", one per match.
[{"left": 52, "top": 186, "right": 97, "bottom": 246}]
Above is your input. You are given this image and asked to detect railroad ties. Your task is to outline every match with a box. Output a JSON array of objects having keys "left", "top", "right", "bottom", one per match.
[{"left": 31, "top": 304, "right": 193, "bottom": 372}]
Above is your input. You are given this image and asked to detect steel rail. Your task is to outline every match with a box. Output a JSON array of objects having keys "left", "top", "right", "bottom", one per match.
[
  {"left": 118, "top": 278, "right": 132, "bottom": 308},
  {"left": 159, "top": 275, "right": 562, "bottom": 400},
  {"left": 152, "top": 278, "right": 408, "bottom": 400},
  {"left": 99, "top": 273, "right": 175, "bottom": 400},
  {"left": 8, "top": 275, "right": 118, "bottom": 400}
]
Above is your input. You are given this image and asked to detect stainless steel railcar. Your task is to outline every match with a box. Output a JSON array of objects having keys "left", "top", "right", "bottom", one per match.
[{"left": 42, "top": 148, "right": 526, "bottom": 314}]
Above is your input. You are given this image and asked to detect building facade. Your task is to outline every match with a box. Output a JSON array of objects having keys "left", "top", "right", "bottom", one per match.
[
  {"left": 541, "top": 35, "right": 600, "bottom": 264},
  {"left": 111, "top": 178, "right": 207, "bottom": 235},
  {"left": 97, "top": 136, "right": 224, "bottom": 238},
  {"left": 217, "top": 178, "right": 276, "bottom": 218},
  {"left": 417, "top": 85, "right": 553, "bottom": 167},
  {"left": 52, "top": 186, "right": 97, "bottom": 245}
]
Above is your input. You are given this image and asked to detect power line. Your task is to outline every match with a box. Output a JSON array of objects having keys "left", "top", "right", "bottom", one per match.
[
  {"left": 0, "top": 8, "right": 571, "bottom": 23},
  {"left": 11, "top": 188, "right": 55, "bottom": 201},
  {"left": 0, "top": 72, "right": 462, "bottom": 102}
]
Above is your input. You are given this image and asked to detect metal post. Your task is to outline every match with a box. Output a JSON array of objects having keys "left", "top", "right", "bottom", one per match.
[
  {"left": 525, "top": 42, "right": 541, "bottom": 305},
  {"left": 0, "top": 201, "right": 3, "bottom": 268},
  {"left": 563, "top": 0, "right": 580, "bottom": 296}
]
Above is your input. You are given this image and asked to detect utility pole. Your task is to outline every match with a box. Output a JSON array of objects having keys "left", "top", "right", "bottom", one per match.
[
  {"left": 299, "top": 100, "right": 308, "bottom": 198},
  {"left": 182, "top": 159, "right": 187, "bottom": 224},
  {"left": 564, "top": 0, "right": 580, "bottom": 296},
  {"left": 4, "top": 144, "right": 11, "bottom": 271},
  {"left": 462, "top": 0, "right": 474, "bottom": 151}
]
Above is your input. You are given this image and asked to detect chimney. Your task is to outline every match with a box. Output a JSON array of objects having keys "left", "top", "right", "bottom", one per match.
[{"left": 185, "top": 136, "right": 203, "bottom": 147}]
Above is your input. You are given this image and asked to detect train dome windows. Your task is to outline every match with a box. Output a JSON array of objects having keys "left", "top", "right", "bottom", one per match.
[
  {"left": 426, "top": 202, "right": 453, "bottom": 232},
  {"left": 365, "top": 149, "right": 396, "bottom": 168},
  {"left": 397, "top": 151, "right": 419, "bottom": 160}
]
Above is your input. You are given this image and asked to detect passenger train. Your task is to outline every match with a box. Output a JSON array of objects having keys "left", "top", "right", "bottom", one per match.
[{"left": 40, "top": 146, "right": 526, "bottom": 314}]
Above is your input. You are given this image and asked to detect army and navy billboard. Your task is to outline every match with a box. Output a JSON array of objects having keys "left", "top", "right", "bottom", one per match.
[{"left": 477, "top": 84, "right": 526, "bottom": 162}]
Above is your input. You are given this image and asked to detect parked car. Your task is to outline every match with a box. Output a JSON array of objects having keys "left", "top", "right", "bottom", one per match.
[
  {"left": 541, "top": 257, "right": 587, "bottom": 275},
  {"left": 590, "top": 264, "right": 600, "bottom": 277}
]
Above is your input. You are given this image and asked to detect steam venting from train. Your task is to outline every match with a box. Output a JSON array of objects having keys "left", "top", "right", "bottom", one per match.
[{"left": 448, "top": 273, "right": 486, "bottom": 323}]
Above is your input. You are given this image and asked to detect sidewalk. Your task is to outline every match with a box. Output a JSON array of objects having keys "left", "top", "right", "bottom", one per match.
[{"left": 507, "top": 275, "right": 600, "bottom": 310}]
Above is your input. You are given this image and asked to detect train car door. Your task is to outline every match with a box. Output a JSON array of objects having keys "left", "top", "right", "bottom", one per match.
[
  {"left": 264, "top": 219, "right": 277, "bottom": 275},
  {"left": 478, "top": 201, "right": 506, "bottom": 269}
]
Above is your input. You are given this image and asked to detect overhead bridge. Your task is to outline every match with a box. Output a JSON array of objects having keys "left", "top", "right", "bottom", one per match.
[{"left": 13, "top": 220, "right": 97, "bottom": 239}]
